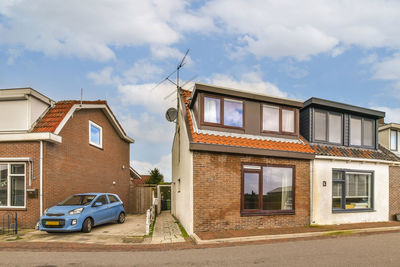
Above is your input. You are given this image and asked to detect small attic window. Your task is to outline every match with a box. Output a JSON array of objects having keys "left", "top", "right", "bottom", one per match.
[{"left": 89, "top": 120, "right": 102, "bottom": 149}]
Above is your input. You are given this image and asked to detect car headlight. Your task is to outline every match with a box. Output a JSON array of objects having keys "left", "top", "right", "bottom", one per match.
[{"left": 68, "top": 208, "right": 84, "bottom": 215}]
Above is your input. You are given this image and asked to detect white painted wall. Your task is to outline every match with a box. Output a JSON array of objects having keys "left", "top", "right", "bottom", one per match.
[
  {"left": 312, "top": 159, "right": 389, "bottom": 225},
  {"left": 171, "top": 109, "right": 194, "bottom": 235},
  {"left": 29, "top": 96, "right": 49, "bottom": 127},
  {"left": 0, "top": 100, "right": 29, "bottom": 131}
]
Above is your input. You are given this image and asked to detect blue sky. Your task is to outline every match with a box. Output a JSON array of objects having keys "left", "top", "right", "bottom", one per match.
[{"left": 2, "top": 0, "right": 400, "bottom": 180}]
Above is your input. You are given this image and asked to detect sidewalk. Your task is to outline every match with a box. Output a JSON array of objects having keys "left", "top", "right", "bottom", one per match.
[
  {"left": 150, "top": 211, "right": 185, "bottom": 244},
  {"left": 193, "top": 221, "right": 400, "bottom": 244}
]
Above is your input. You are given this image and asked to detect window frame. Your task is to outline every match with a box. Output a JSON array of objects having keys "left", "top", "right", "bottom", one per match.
[
  {"left": 261, "top": 104, "right": 297, "bottom": 136},
  {"left": 200, "top": 94, "right": 245, "bottom": 130},
  {"left": 313, "top": 109, "right": 343, "bottom": 145},
  {"left": 332, "top": 169, "right": 374, "bottom": 213},
  {"left": 0, "top": 162, "right": 26, "bottom": 209},
  {"left": 89, "top": 120, "right": 103, "bottom": 149},
  {"left": 241, "top": 163, "right": 296, "bottom": 216},
  {"left": 349, "top": 116, "right": 375, "bottom": 149}
]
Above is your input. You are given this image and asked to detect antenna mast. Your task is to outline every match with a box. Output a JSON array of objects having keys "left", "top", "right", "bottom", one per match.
[{"left": 176, "top": 49, "right": 189, "bottom": 112}]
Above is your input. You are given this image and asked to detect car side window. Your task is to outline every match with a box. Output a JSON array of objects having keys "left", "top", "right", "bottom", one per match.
[
  {"left": 96, "top": 195, "right": 108, "bottom": 205},
  {"left": 108, "top": 195, "right": 119, "bottom": 203}
]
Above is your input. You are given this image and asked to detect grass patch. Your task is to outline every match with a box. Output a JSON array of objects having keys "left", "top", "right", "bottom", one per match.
[
  {"left": 145, "top": 216, "right": 156, "bottom": 238},
  {"left": 175, "top": 220, "right": 189, "bottom": 238},
  {"left": 5, "top": 235, "right": 23, "bottom": 241},
  {"left": 308, "top": 224, "right": 323, "bottom": 228},
  {"left": 324, "top": 230, "right": 354, "bottom": 236}
]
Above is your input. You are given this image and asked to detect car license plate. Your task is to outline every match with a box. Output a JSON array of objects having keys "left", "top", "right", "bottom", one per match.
[{"left": 46, "top": 221, "right": 59, "bottom": 226}]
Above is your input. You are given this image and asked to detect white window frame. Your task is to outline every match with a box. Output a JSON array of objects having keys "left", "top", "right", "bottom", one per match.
[
  {"left": 89, "top": 120, "right": 103, "bottom": 149},
  {"left": 0, "top": 162, "right": 26, "bottom": 209}
]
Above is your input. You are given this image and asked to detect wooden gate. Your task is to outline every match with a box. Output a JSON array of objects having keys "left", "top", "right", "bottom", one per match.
[{"left": 128, "top": 184, "right": 155, "bottom": 214}]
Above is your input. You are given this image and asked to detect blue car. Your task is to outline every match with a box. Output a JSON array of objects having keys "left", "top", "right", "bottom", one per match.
[{"left": 39, "top": 193, "right": 126, "bottom": 233}]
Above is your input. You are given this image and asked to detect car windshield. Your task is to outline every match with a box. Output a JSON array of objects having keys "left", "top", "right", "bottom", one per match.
[{"left": 58, "top": 195, "right": 96, "bottom": 206}]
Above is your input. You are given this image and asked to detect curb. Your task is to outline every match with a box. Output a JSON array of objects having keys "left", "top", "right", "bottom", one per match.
[{"left": 191, "top": 226, "right": 400, "bottom": 245}]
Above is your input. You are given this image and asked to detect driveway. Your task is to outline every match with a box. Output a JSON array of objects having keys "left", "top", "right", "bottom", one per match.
[{"left": 5, "top": 214, "right": 146, "bottom": 245}]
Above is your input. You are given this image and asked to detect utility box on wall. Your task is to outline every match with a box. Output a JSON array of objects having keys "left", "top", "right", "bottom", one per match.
[{"left": 26, "top": 188, "right": 38, "bottom": 198}]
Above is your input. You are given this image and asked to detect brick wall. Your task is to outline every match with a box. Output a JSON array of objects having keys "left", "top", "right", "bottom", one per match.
[
  {"left": 0, "top": 142, "right": 40, "bottom": 227},
  {"left": 389, "top": 166, "right": 400, "bottom": 220},
  {"left": 193, "top": 151, "right": 310, "bottom": 233},
  {"left": 44, "top": 109, "right": 131, "bottom": 214}
]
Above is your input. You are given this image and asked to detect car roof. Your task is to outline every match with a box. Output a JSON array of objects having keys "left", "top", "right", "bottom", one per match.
[{"left": 74, "top": 193, "right": 118, "bottom": 196}]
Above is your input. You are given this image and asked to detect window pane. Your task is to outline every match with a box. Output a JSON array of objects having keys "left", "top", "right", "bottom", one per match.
[
  {"left": 204, "top": 97, "right": 220, "bottom": 123},
  {"left": 391, "top": 130, "right": 397, "bottom": 150},
  {"left": 345, "top": 173, "right": 371, "bottom": 209},
  {"left": 224, "top": 99, "right": 243, "bottom": 127},
  {"left": 314, "top": 111, "right": 327, "bottom": 141},
  {"left": 262, "top": 105, "right": 279, "bottom": 132},
  {"left": 350, "top": 118, "right": 362, "bottom": 146},
  {"left": 363, "top": 120, "right": 374, "bottom": 147},
  {"left": 332, "top": 171, "right": 343, "bottom": 180},
  {"left": 11, "top": 164, "right": 24, "bottom": 174},
  {"left": 263, "top": 167, "right": 293, "bottom": 211},
  {"left": 282, "top": 109, "right": 295, "bottom": 133},
  {"left": 0, "top": 165, "right": 7, "bottom": 206},
  {"left": 328, "top": 114, "right": 342, "bottom": 143},
  {"left": 108, "top": 195, "right": 119, "bottom": 203},
  {"left": 332, "top": 183, "right": 343, "bottom": 209},
  {"left": 90, "top": 124, "right": 101, "bottom": 145},
  {"left": 96, "top": 195, "right": 109, "bottom": 205},
  {"left": 10, "top": 176, "right": 24, "bottom": 206},
  {"left": 244, "top": 172, "right": 259, "bottom": 210}
]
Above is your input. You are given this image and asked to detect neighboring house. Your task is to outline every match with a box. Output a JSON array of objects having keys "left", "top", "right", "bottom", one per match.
[
  {"left": 378, "top": 123, "right": 400, "bottom": 219},
  {"left": 172, "top": 83, "right": 315, "bottom": 235},
  {"left": 0, "top": 88, "right": 134, "bottom": 227},
  {"left": 301, "top": 98, "right": 400, "bottom": 225}
]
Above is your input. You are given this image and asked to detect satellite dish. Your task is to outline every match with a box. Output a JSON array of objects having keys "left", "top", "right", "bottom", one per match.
[{"left": 165, "top": 107, "right": 177, "bottom": 122}]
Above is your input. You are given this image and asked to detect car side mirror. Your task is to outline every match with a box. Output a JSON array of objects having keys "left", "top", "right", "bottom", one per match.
[{"left": 94, "top": 202, "right": 102, "bottom": 207}]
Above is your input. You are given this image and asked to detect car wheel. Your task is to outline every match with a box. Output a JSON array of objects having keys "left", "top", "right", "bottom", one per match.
[
  {"left": 117, "top": 212, "right": 125, "bottom": 224},
  {"left": 82, "top": 218, "right": 93, "bottom": 233}
]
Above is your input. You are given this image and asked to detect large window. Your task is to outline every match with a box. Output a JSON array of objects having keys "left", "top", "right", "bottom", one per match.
[
  {"left": 242, "top": 164, "right": 294, "bottom": 215},
  {"left": 0, "top": 163, "right": 25, "bottom": 208},
  {"left": 202, "top": 95, "right": 243, "bottom": 128},
  {"left": 314, "top": 110, "right": 343, "bottom": 144},
  {"left": 262, "top": 105, "right": 296, "bottom": 134},
  {"left": 332, "top": 170, "right": 372, "bottom": 211},
  {"left": 89, "top": 121, "right": 103, "bottom": 149},
  {"left": 350, "top": 117, "right": 375, "bottom": 147}
]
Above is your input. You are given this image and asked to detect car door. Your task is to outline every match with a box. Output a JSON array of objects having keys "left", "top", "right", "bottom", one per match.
[
  {"left": 107, "top": 194, "right": 121, "bottom": 220},
  {"left": 92, "top": 194, "right": 109, "bottom": 225}
]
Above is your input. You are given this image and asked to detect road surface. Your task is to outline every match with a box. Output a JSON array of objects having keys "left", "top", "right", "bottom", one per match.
[{"left": 1, "top": 232, "right": 400, "bottom": 266}]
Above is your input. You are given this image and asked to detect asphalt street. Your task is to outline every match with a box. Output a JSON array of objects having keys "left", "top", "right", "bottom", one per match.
[{"left": 1, "top": 232, "right": 400, "bottom": 266}]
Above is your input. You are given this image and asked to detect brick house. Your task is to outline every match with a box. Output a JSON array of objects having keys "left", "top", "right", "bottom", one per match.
[
  {"left": 172, "top": 83, "right": 315, "bottom": 235},
  {"left": 0, "top": 88, "right": 134, "bottom": 227},
  {"left": 301, "top": 98, "right": 400, "bottom": 225},
  {"left": 378, "top": 123, "right": 400, "bottom": 219}
]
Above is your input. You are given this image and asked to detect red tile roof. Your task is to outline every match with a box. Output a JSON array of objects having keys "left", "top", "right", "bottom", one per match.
[
  {"left": 181, "top": 90, "right": 314, "bottom": 154},
  {"left": 32, "top": 100, "right": 107, "bottom": 133},
  {"left": 133, "top": 175, "right": 150, "bottom": 185}
]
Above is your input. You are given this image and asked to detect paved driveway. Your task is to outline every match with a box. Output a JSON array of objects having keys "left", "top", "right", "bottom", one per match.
[{"left": 10, "top": 214, "right": 146, "bottom": 245}]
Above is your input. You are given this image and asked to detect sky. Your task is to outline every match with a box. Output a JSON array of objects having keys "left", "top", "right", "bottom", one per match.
[{"left": 2, "top": 0, "right": 400, "bottom": 181}]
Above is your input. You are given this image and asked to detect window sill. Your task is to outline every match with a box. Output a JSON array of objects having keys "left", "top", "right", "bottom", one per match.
[
  {"left": 332, "top": 209, "right": 375, "bottom": 214},
  {"left": 89, "top": 143, "right": 103, "bottom": 150},
  {"left": 241, "top": 210, "right": 295, "bottom": 216},
  {"left": 0, "top": 207, "right": 27, "bottom": 211}
]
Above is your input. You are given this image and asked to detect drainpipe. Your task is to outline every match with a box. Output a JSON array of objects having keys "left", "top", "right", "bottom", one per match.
[
  {"left": 310, "top": 160, "right": 315, "bottom": 224},
  {"left": 39, "top": 141, "right": 43, "bottom": 216}
]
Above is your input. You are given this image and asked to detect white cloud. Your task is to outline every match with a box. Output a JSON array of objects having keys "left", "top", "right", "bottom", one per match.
[
  {"left": 201, "top": 0, "right": 400, "bottom": 60},
  {"left": 120, "top": 113, "right": 174, "bottom": 143},
  {"left": 0, "top": 0, "right": 206, "bottom": 61},
  {"left": 207, "top": 71, "right": 288, "bottom": 98},
  {"left": 87, "top": 67, "right": 120, "bottom": 86},
  {"left": 372, "top": 54, "right": 400, "bottom": 81},
  {"left": 123, "top": 60, "right": 163, "bottom": 84},
  {"left": 131, "top": 154, "right": 172, "bottom": 181},
  {"left": 371, "top": 106, "right": 400, "bottom": 123},
  {"left": 6, "top": 48, "right": 22, "bottom": 65}
]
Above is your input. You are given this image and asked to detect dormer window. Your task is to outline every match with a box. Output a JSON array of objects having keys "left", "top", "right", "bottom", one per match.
[
  {"left": 390, "top": 130, "right": 400, "bottom": 151},
  {"left": 89, "top": 120, "right": 103, "bottom": 149},
  {"left": 202, "top": 95, "right": 243, "bottom": 128},
  {"left": 350, "top": 117, "right": 374, "bottom": 147},
  {"left": 262, "top": 105, "right": 295, "bottom": 134},
  {"left": 314, "top": 110, "right": 343, "bottom": 144}
]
